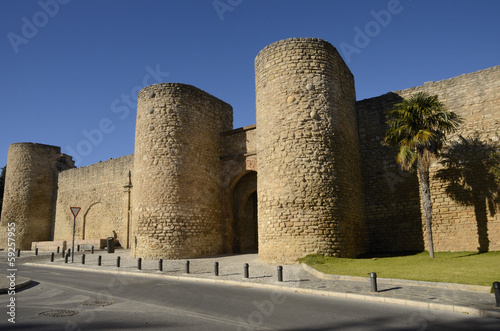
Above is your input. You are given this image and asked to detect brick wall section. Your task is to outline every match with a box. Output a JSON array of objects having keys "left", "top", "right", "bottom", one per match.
[
  {"left": 132, "top": 83, "right": 233, "bottom": 259},
  {"left": 53, "top": 155, "right": 133, "bottom": 247},
  {"left": 0, "top": 143, "right": 74, "bottom": 249},
  {"left": 358, "top": 65, "right": 500, "bottom": 253},
  {"left": 255, "top": 38, "right": 368, "bottom": 263}
]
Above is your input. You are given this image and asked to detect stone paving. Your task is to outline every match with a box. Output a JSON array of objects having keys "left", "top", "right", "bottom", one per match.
[{"left": 2, "top": 249, "right": 499, "bottom": 318}]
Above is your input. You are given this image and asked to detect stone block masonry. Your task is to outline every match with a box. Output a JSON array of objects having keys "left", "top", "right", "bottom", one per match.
[
  {"left": 403, "top": 67, "right": 500, "bottom": 252},
  {"left": 31, "top": 239, "right": 107, "bottom": 252},
  {"left": 357, "top": 94, "right": 425, "bottom": 253},
  {"left": 255, "top": 38, "right": 368, "bottom": 263},
  {"left": 357, "top": 66, "right": 500, "bottom": 253},
  {"left": 53, "top": 155, "right": 134, "bottom": 247},
  {"left": 31, "top": 240, "right": 67, "bottom": 252},
  {"left": 0, "top": 38, "right": 498, "bottom": 263},
  {"left": 220, "top": 124, "right": 257, "bottom": 255},
  {"left": 0, "top": 143, "right": 74, "bottom": 249},
  {"left": 132, "top": 83, "right": 233, "bottom": 259}
]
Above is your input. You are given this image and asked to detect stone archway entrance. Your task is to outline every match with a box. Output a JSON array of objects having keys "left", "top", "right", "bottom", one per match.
[{"left": 231, "top": 171, "right": 258, "bottom": 253}]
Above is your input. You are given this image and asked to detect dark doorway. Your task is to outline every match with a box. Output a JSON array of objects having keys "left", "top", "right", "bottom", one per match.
[{"left": 232, "top": 171, "right": 258, "bottom": 253}]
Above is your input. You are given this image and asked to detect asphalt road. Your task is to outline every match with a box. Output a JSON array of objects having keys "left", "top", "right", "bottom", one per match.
[{"left": 1, "top": 263, "right": 499, "bottom": 330}]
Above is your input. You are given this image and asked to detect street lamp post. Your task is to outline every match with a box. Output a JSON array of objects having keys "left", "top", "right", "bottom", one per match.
[{"left": 70, "top": 207, "right": 81, "bottom": 263}]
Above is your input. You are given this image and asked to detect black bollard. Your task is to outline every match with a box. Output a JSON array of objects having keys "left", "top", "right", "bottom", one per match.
[
  {"left": 67, "top": 249, "right": 71, "bottom": 258},
  {"left": 117, "top": 256, "right": 121, "bottom": 268},
  {"left": 35, "top": 248, "right": 38, "bottom": 255},
  {"left": 370, "top": 272, "right": 378, "bottom": 292},
  {"left": 244, "top": 263, "right": 249, "bottom": 278},
  {"left": 185, "top": 260, "right": 190, "bottom": 274},
  {"left": 77, "top": 244, "right": 80, "bottom": 252},
  {"left": 91, "top": 246, "right": 94, "bottom": 254},
  {"left": 494, "top": 282, "right": 500, "bottom": 307},
  {"left": 65, "top": 253, "right": 69, "bottom": 264},
  {"left": 277, "top": 266, "right": 283, "bottom": 282},
  {"left": 82, "top": 254, "right": 85, "bottom": 265},
  {"left": 51, "top": 252, "right": 54, "bottom": 262},
  {"left": 159, "top": 259, "right": 163, "bottom": 272},
  {"left": 98, "top": 255, "right": 102, "bottom": 266},
  {"left": 17, "top": 249, "right": 20, "bottom": 257},
  {"left": 138, "top": 258, "right": 142, "bottom": 270},
  {"left": 62, "top": 249, "right": 65, "bottom": 258},
  {"left": 57, "top": 246, "right": 60, "bottom": 253},
  {"left": 214, "top": 262, "right": 219, "bottom": 276}
]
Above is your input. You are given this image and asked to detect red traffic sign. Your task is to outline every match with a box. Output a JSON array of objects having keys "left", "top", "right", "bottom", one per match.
[{"left": 70, "top": 207, "right": 81, "bottom": 218}]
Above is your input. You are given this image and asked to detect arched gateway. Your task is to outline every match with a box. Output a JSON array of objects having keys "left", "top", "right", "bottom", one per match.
[{"left": 230, "top": 171, "right": 258, "bottom": 253}]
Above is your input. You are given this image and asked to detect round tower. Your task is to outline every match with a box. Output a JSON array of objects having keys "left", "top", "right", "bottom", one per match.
[
  {"left": 132, "top": 83, "right": 233, "bottom": 259},
  {"left": 255, "top": 38, "right": 367, "bottom": 263},
  {"left": 0, "top": 143, "right": 74, "bottom": 249}
]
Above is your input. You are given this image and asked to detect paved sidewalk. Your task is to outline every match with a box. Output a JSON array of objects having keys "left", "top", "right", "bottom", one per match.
[{"left": 2, "top": 249, "right": 500, "bottom": 318}]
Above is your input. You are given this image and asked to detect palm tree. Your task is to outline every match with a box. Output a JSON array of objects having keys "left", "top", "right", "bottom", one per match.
[{"left": 382, "top": 92, "right": 462, "bottom": 258}]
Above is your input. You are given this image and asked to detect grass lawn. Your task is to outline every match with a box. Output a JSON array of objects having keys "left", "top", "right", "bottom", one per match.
[{"left": 299, "top": 251, "right": 500, "bottom": 287}]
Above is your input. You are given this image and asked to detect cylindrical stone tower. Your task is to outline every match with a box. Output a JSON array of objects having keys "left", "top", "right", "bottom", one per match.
[
  {"left": 255, "top": 38, "right": 368, "bottom": 263},
  {"left": 0, "top": 143, "right": 74, "bottom": 249},
  {"left": 132, "top": 83, "right": 233, "bottom": 259}
]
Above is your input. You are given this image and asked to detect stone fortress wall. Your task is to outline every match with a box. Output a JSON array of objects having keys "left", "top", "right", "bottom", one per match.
[
  {"left": 255, "top": 38, "right": 367, "bottom": 262},
  {"left": 358, "top": 66, "right": 500, "bottom": 253},
  {"left": 0, "top": 143, "right": 74, "bottom": 249},
  {"left": 220, "top": 124, "right": 257, "bottom": 254},
  {"left": 52, "top": 154, "right": 134, "bottom": 248},
  {"left": 0, "top": 38, "right": 498, "bottom": 262},
  {"left": 131, "top": 83, "right": 233, "bottom": 259}
]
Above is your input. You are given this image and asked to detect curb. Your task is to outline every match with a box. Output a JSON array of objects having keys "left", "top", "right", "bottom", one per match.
[
  {"left": 300, "top": 263, "right": 492, "bottom": 293},
  {"left": 0, "top": 278, "right": 33, "bottom": 295},
  {"left": 23, "top": 262, "right": 500, "bottom": 319}
]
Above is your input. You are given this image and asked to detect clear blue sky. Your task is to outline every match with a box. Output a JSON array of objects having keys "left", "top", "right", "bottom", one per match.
[{"left": 1, "top": 0, "right": 499, "bottom": 167}]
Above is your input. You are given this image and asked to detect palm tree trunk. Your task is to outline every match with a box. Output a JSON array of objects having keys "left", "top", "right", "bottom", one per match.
[{"left": 417, "top": 158, "right": 435, "bottom": 258}]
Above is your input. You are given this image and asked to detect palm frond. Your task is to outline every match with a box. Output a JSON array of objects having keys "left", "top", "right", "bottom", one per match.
[
  {"left": 396, "top": 144, "right": 417, "bottom": 170},
  {"left": 383, "top": 91, "right": 463, "bottom": 169}
]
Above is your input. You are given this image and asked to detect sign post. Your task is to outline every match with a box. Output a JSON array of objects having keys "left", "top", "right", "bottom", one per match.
[{"left": 70, "top": 207, "right": 81, "bottom": 263}]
